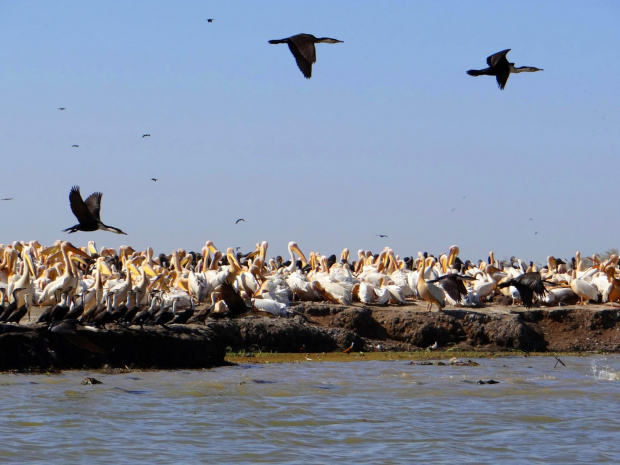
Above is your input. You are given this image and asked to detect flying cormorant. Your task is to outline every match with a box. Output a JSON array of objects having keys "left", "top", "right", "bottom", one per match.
[
  {"left": 467, "top": 49, "right": 542, "bottom": 90},
  {"left": 63, "top": 186, "right": 127, "bottom": 235},
  {"left": 268, "top": 33, "right": 343, "bottom": 78}
]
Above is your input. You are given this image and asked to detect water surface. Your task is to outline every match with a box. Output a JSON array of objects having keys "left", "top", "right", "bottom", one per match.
[{"left": 1, "top": 356, "right": 619, "bottom": 464}]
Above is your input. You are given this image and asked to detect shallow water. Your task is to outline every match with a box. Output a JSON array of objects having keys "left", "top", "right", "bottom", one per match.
[{"left": 1, "top": 356, "right": 619, "bottom": 464}]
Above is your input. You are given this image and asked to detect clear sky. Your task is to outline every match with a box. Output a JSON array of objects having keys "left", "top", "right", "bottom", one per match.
[{"left": 1, "top": 1, "right": 618, "bottom": 264}]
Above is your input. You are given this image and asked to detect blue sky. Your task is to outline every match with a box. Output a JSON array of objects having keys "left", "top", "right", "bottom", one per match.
[{"left": 1, "top": 1, "right": 618, "bottom": 264}]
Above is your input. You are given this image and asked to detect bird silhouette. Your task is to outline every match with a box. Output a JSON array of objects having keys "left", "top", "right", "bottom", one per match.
[
  {"left": 206, "top": 18, "right": 213, "bottom": 23},
  {"left": 72, "top": 145, "right": 79, "bottom": 148},
  {"left": 142, "top": 134, "right": 150, "bottom": 138},
  {"left": 467, "top": 49, "right": 543, "bottom": 90},
  {"left": 268, "top": 33, "right": 343, "bottom": 79},
  {"left": 151, "top": 178, "right": 158, "bottom": 182},
  {"left": 1, "top": 197, "right": 13, "bottom": 201},
  {"left": 235, "top": 218, "right": 245, "bottom": 224},
  {"left": 377, "top": 234, "right": 388, "bottom": 238},
  {"left": 58, "top": 107, "right": 66, "bottom": 110},
  {"left": 63, "top": 186, "right": 127, "bottom": 235}
]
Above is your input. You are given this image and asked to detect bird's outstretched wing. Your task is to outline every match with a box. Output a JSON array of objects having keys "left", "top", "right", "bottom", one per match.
[
  {"left": 69, "top": 186, "right": 95, "bottom": 223},
  {"left": 487, "top": 49, "right": 510, "bottom": 67},
  {"left": 496, "top": 73, "right": 509, "bottom": 90},
  {"left": 84, "top": 192, "right": 103, "bottom": 221},
  {"left": 288, "top": 36, "right": 315, "bottom": 78},
  {"left": 516, "top": 272, "right": 547, "bottom": 297},
  {"left": 236, "top": 218, "right": 245, "bottom": 224}
]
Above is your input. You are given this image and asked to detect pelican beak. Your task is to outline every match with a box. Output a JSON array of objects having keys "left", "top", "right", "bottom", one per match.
[
  {"left": 70, "top": 254, "right": 89, "bottom": 267},
  {"left": 207, "top": 242, "right": 218, "bottom": 254},
  {"left": 64, "top": 243, "right": 92, "bottom": 260},
  {"left": 23, "top": 252, "right": 35, "bottom": 276},
  {"left": 227, "top": 248, "right": 242, "bottom": 270},
  {"left": 143, "top": 264, "right": 158, "bottom": 277},
  {"left": 41, "top": 245, "right": 60, "bottom": 258},
  {"left": 291, "top": 244, "right": 307, "bottom": 266},
  {"left": 98, "top": 260, "right": 113, "bottom": 276},
  {"left": 127, "top": 261, "right": 141, "bottom": 277},
  {"left": 88, "top": 242, "right": 98, "bottom": 256}
]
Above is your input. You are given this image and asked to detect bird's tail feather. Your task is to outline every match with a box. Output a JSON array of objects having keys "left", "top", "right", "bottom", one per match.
[{"left": 466, "top": 69, "right": 483, "bottom": 76}]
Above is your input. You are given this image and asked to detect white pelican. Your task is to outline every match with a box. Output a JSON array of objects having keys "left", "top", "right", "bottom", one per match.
[
  {"left": 416, "top": 254, "right": 445, "bottom": 312},
  {"left": 570, "top": 270, "right": 600, "bottom": 304}
]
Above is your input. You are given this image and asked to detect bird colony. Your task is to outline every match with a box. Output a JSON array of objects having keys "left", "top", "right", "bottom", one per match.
[{"left": 1, "top": 240, "right": 618, "bottom": 329}]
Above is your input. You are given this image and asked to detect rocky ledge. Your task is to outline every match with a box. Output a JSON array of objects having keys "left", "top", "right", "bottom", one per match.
[{"left": 1, "top": 302, "right": 619, "bottom": 371}]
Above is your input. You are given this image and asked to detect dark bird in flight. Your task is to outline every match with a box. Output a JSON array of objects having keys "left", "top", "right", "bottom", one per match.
[
  {"left": 268, "top": 33, "right": 343, "bottom": 79},
  {"left": 63, "top": 185, "right": 127, "bottom": 235},
  {"left": 142, "top": 134, "right": 150, "bottom": 138},
  {"left": 58, "top": 107, "right": 66, "bottom": 110},
  {"left": 206, "top": 18, "right": 213, "bottom": 23},
  {"left": 498, "top": 272, "right": 549, "bottom": 308},
  {"left": 1, "top": 197, "right": 13, "bottom": 201},
  {"left": 235, "top": 218, "right": 245, "bottom": 224},
  {"left": 467, "top": 49, "right": 543, "bottom": 90},
  {"left": 72, "top": 145, "right": 79, "bottom": 148},
  {"left": 377, "top": 234, "right": 388, "bottom": 238},
  {"left": 151, "top": 178, "right": 158, "bottom": 182}
]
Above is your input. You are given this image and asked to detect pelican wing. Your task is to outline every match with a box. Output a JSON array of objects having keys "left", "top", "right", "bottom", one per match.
[
  {"left": 487, "top": 49, "right": 510, "bottom": 67},
  {"left": 84, "top": 192, "right": 103, "bottom": 221}
]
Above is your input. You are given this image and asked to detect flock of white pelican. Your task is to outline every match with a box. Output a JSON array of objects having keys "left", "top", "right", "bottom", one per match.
[{"left": 0, "top": 240, "right": 618, "bottom": 329}]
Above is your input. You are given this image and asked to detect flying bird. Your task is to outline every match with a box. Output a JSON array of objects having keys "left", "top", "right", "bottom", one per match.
[
  {"left": 151, "top": 178, "right": 158, "bottom": 182},
  {"left": 467, "top": 49, "right": 543, "bottom": 90},
  {"left": 235, "top": 218, "right": 245, "bottom": 224},
  {"left": 377, "top": 234, "right": 388, "bottom": 238},
  {"left": 1, "top": 197, "right": 13, "bottom": 201},
  {"left": 142, "top": 134, "right": 150, "bottom": 138},
  {"left": 63, "top": 185, "right": 127, "bottom": 235},
  {"left": 72, "top": 145, "right": 79, "bottom": 148},
  {"left": 206, "top": 18, "right": 213, "bottom": 23},
  {"left": 58, "top": 107, "right": 66, "bottom": 110},
  {"left": 268, "top": 33, "right": 343, "bottom": 79}
]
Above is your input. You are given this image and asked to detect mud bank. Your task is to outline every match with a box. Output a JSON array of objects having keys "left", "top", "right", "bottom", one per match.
[{"left": 2, "top": 302, "right": 619, "bottom": 371}]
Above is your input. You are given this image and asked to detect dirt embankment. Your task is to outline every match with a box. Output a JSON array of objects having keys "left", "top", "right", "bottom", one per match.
[{"left": 1, "top": 302, "right": 619, "bottom": 371}]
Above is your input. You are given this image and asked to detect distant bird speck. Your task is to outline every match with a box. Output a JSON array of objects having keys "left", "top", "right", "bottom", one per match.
[
  {"left": 142, "top": 134, "right": 150, "bottom": 138},
  {"left": 151, "top": 178, "right": 158, "bottom": 182},
  {"left": 206, "top": 18, "right": 213, "bottom": 23},
  {"left": 377, "top": 234, "right": 388, "bottom": 238},
  {"left": 451, "top": 208, "right": 455, "bottom": 212},
  {"left": 72, "top": 145, "right": 79, "bottom": 148},
  {"left": 529, "top": 218, "right": 533, "bottom": 220},
  {"left": 1, "top": 197, "right": 13, "bottom": 201},
  {"left": 58, "top": 107, "right": 66, "bottom": 110},
  {"left": 235, "top": 218, "right": 245, "bottom": 224},
  {"left": 535, "top": 232, "right": 538, "bottom": 235}
]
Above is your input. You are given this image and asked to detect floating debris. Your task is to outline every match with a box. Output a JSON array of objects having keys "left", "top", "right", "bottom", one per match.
[{"left": 81, "top": 377, "right": 103, "bottom": 385}]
